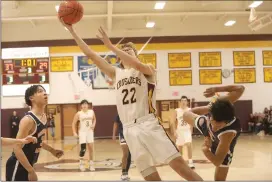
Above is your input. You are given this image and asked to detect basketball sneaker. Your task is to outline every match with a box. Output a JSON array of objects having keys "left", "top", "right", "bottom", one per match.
[
  {"left": 188, "top": 162, "right": 195, "bottom": 169},
  {"left": 79, "top": 163, "right": 85, "bottom": 172},
  {"left": 121, "top": 174, "right": 130, "bottom": 181},
  {"left": 89, "top": 165, "right": 95, "bottom": 171},
  {"left": 89, "top": 161, "right": 95, "bottom": 171}
]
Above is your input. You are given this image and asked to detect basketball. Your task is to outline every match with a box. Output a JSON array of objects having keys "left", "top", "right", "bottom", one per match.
[{"left": 58, "top": 1, "right": 83, "bottom": 25}]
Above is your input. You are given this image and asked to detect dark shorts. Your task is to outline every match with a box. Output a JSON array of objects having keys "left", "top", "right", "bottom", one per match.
[
  {"left": 194, "top": 116, "right": 234, "bottom": 167},
  {"left": 6, "top": 156, "right": 29, "bottom": 181}
]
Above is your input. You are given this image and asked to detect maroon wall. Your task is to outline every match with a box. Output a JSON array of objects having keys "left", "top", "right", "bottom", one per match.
[
  {"left": 0, "top": 100, "right": 253, "bottom": 138},
  {"left": 92, "top": 105, "right": 118, "bottom": 138},
  {"left": 1, "top": 108, "right": 30, "bottom": 137}
]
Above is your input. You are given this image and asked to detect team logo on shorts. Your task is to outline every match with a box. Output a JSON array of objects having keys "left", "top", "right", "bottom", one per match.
[{"left": 34, "top": 158, "right": 136, "bottom": 172}]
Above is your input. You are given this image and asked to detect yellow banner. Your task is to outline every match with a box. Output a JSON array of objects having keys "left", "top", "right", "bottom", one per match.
[
  {"left": 199, "top": 52, "right": 221, "bottom": 67},
  {"left": 199, "top": 69, "right": 222, "bottom": 85},
  {"left": 169, "top": 70, "right": 192, "bottom": 86},
  {"left": 234, "top": 68, "right": 256, "bottom": 83},
  {"left": 263, "top": 51, "right": 272, "bottom": 66},
  {"left": 168, "top": 52, "right": 191, "bottom": 68},
  {"left": 233, "top": 51, "right": 255, "bottom": 66},
  {"left": 264, "top": 67, "right": 272, "bottom": 82},
  {"left": 50, "top": 57, "right": 73, "bottom": 72},
  {"left": 138, "top": 53, "right": 156, "bottom": 68}
]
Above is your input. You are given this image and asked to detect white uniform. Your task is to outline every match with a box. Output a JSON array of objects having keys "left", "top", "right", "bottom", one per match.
[
  {"left": 78, "top": 110, "right": 94, "bottom": 144},
  {"left": 175, "top": 107, "right": 192, "bottom": 146},
  {"left": 115, "top": 67, "right": 180, "bottom": 176}
]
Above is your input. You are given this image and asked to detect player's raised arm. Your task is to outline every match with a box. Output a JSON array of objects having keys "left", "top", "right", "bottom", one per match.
[
  {"left": 204, "top": 85, "right": 245, "bottom": 104},
  {"left": 97, "top": 27, "right": 155, "bottom": 76},
  {"left": 59, "top": 19, "right": 115, "bottom": 79}
]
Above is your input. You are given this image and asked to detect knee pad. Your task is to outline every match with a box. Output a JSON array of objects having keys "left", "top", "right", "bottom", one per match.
[{"left": 79, "top": 143, "right": 86, "bottom": 157}]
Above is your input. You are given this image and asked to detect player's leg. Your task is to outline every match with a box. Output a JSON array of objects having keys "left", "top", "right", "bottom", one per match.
[
  {"left": 132, "top": 149, "right": 161, "bottom": 181},
  {"left": 87, "top": 131, "right": 95, "bottom": 171},
  {"left": 123, "top": 126, "right": 161, "bottom": 181},
  {"left": 144, "top": 170, "right": 161, "bottom": 181},
  {"left": 185, "top": 142, "right": 194, "bottom": 168},
  {"left": 78, "top": 132, "right": 87, "bottom": 171},
  {"left": 144, "top": 120, "right": 202, "bottom": 181},
  {"left": 184, "top": 129, "right": 195, "bottom": 169},
  {"left": 126, "top": 151, "right": 132, "bottom": 174},
  {"left": 177, "top": 145, "right": 183, "bottom": 155},
  {"left": 87, "top": 142, "right": 95, "bottom": 171},
  {"left": 169, "top": 156, "right": 202, "bottom": 181},
  {"left": 175, "top": 130, "right": 184, "bottom": 156},
  {"left": 214, "top": 167, "right": 229, "bottom": 181},
  {"left": 120, "top": 141, "right": 131, "bottom": 180},
  {"left": 50, "top": 127, "right": 55, "bottom": 139}
]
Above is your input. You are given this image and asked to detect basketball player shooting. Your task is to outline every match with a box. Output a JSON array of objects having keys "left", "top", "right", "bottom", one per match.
[
  {"left": 59, "top": 18, "right": 202, "bottom": 181},
  {"left": 183, "top": 85, "right": 245, "bottom": 181},
  {"left": 72, "top": 100, "right": 96, "bottom": 172},
  {"left": 113, "top": 114, "right": 131, "bottom": 181},
  {"left": 1, "top": 136, "right": 37, "bottom": 146},
  {"left": 6, "top": 85, "right": 64, "bottom": 181},
  {"left": 172, "top": 96, "right": 195, "bottom": 169}
]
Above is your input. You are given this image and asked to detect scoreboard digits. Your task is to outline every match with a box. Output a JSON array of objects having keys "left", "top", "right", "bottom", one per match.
[{"left": 2, "top": 58, "right": 49, "bottom": 85}]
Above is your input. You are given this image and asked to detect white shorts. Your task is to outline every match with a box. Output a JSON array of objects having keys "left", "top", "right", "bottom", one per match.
[
  {"left": 176, "top": 128, "right": 192, "bottom": 146},
  {"left": 123, "top": 114, "right": 180, "bottom": 176},
  {"left": 79, "top": 130, "right": 94, "bottom": 144}
]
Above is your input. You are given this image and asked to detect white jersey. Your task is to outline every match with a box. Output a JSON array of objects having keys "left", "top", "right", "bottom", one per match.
[
  {"left": 78, "top": 110, "right": 94, "bottom": 132},
  {"left": 115, "top": 67, "right": 156, "bottom": 125},
  {"left": 175, "top": 107, "right": 191, "bottom": 130}
]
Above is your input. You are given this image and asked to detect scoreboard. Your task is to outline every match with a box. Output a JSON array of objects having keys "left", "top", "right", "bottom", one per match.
[{"left": 2, "top": 58, "right": 49, "bottom": 85}]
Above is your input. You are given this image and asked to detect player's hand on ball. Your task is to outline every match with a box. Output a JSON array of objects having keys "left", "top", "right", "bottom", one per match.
[
  {"left": 58, "top": 17, "right": 73, "bottom": 31},
  {"left": 203, "top": 87, "right": 216, "bottom": 98},
  {"left": 28, "top": 170, "right": 38, "bottom": 181},
  {"left": 21, "top": 136, "right": 37, "bottom": 144},
  {"left": 96, "top": 26, "right": 113, "bottom": 48},
  {"left": 52, "top": 149, "right": 64, "bottom": 159}
]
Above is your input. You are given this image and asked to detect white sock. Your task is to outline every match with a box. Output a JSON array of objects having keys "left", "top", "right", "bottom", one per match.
[
  {"left": 89, "top": 160, "right": 94, "bottom": 165},
  {"left": 189, "top": 159, "right": 193, "bottom": 164}
]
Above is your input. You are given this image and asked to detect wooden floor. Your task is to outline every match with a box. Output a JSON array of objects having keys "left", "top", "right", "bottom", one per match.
[{"left": 1, "top": 135, "right": 272, "bottom": 181}]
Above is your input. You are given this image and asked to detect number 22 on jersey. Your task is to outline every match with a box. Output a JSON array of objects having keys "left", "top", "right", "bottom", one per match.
[{"left": 122, "top": 87, "right": 136, "bottom": 105}]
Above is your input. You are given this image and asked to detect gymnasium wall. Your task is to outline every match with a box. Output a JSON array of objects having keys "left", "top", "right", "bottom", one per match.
[{"left": 2, "top": 41, "right": 272, "bottom": 112}]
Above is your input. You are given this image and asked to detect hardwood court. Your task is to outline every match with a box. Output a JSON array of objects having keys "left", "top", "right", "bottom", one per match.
[{"left": 1, "top": 135, "right": 272, "bottom": 181}]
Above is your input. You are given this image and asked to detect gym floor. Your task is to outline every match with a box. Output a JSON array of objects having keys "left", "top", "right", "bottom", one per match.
[{"left": 1, "top": 135, "right": 272, "bottom": 181}]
